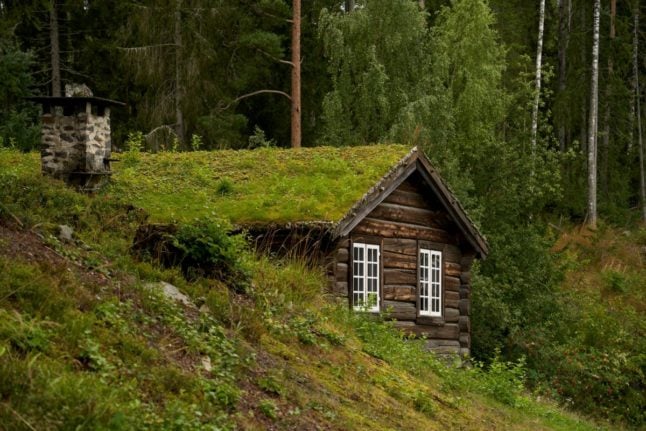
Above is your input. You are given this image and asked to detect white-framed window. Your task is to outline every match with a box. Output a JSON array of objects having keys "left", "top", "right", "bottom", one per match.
[
  {"left": 419, "top": 249, "right": 442, "bottom": 316},
  {"left": 352, "top": 242, "right": 380, "bottom": 312}
]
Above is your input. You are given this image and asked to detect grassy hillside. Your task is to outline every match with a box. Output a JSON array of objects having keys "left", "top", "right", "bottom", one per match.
[{"left": 0, "top": 149, "right": 614, "bottom": 430}]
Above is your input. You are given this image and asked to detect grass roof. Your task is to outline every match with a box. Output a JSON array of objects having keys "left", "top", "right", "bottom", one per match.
[{"left": 110, "top": 145, "right": 412, "bottom": 225}]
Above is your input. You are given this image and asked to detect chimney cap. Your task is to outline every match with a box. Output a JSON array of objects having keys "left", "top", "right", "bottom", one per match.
[{"left": 27, "top": 96, "right": 126, "bottom": 108}]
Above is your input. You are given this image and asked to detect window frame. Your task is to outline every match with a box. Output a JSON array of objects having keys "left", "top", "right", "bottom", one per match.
[
  {"left": 417, "top": 242, "right": 443, "bottom": 318},
  {"left": 350, "top": 240, "right": 381, "bottom": 312}
]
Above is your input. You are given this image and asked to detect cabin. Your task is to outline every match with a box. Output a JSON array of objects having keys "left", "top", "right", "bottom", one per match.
[
  {"left": 121, "top": 145, "right": 488, "bottom": 356},
  {"left": 246, "top": 147, "right": 488, "bottom": 356}
]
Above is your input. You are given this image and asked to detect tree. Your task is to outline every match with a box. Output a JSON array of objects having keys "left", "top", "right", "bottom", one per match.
[
  {"left": 319, "top": 0, "right": 432, "bottom": 146},
  {"left": 557, "top": 0, "right": 570, "bottom": 151},
  {"left": 634, "top": 6, "right": 646, "bottom": 222},
  {"left": 530, "top": 0, "right": 546, "bottom": 154},
  {"left": 49, "top": 0, "right": 61, "bottom": 96},
  {"left": 291, "top": 0, "right": 301, "bottom": 148},
  {"left": 587, "top": 0, "right": 600, "bottom": 227}
]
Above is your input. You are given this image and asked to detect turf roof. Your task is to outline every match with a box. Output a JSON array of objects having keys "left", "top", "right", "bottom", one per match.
[{"left": 111, "top": 145, "right": 412, "bottom": 225}]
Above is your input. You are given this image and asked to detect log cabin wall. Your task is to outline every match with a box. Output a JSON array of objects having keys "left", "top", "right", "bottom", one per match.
[{"left": 328, "top": 172, "right": 475, "bottom": 356}]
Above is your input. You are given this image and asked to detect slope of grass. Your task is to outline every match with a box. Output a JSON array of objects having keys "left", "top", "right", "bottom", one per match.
[
  {"left": 109, "top": 144, "right": 411, "bottom": 224},
  {"left": 0, "top": 148, "right": 612, "bottom": 430}
]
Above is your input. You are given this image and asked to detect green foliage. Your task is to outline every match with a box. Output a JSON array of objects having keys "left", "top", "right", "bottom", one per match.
[
  {"left": 319, "top": 0, "right": 433, "bottom": 146},
  {"left": 0, "top": 38, "right": 39, "bottom": 151},
  {"left": 258, "top": 399, "right": 279, "bottom": 420},
  {"left": 247, "top": 125, "right": 276, "bottom": 149},
  {"left": 171, "top": 219, "right": 251, "bottom": 290}
]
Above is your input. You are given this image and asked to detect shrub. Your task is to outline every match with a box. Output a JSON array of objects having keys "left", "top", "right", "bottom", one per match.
[{"left": 170, "top": 219, "right": 251, "bottom": 291}]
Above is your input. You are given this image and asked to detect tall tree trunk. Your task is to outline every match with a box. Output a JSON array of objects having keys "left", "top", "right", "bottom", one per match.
[
  {"left": 345, "top": 0, "right": 355, "bottom": 13},
  {"left": 557, "top": 0, "right": 570, "bottom": 152},
  {"left": 291, "top": 0, "right": 301, "bottom": 149},
  {"left": 530, "top": 0, "right": 546, "bottom": 155},
  {"left": 601, "top": 0, "right": 616, "bottom": 200},
  {"left": 635, "top": 8, "right": 646, "bottom": 222},
  {"left": 50, "top": 0, "right": 61, "bottom": 97},
  {"left": 587, "top": 0, "right": 601, "bottom": 227},
  {"left": 174, "top": 0, "right": 185, "bottom": 145},
  {"left": 580, "top": 6, "right": 588, "bottom": 154}
]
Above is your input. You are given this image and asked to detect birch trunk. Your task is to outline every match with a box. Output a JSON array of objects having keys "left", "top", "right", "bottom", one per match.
[
  {"left": 587, "top": 0, "right": 601, "bottom": 227},
  {"left": 50, "top": 0, "right": 61, "bottom": 97},
  {"left": 634, "top": 9, "right": 646, "bottom": 222},
  {"left": 174, "top": 0, "right": 185, "bottom": 145},
  {"left": 557, "top": 0, "right": 570, "bottom": 152},
  {"left": 530, "top": 0, "right": 546, "bottom": 154},
  {"left": 291, "top": 0, "right": 301, "bottom": 149}
]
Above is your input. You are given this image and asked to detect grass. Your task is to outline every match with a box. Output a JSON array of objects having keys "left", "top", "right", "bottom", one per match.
[
  {"left": 108, "top": 144, "right": 411, "bottom": 224},
  {"left": 0, "top": 148, "right": 616, "bottom": 429}
]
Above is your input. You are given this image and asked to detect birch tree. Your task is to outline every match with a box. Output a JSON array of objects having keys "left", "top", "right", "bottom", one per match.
[
  {"left": 587, "top": 0, "right": 600, "bottom": 227},
  {"left": 557, "top": 0, "right": 570, "bottom": 151},
  {"left": 530, "top": 0, "right": 545, "bottom": 154}
]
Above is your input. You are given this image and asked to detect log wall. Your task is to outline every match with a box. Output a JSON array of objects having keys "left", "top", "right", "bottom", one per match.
[{"left": 328, "top": 173, "right": 476, "bottom": 356}]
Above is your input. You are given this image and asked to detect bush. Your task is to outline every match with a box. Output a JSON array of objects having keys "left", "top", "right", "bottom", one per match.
[{"left": 171, "top": 219, "right": 251, "bottom": 291}]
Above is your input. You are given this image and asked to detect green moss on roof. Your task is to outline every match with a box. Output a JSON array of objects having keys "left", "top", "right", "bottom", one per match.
[{"left": 110, "top": 145, "right": 411, "bottom": 224}]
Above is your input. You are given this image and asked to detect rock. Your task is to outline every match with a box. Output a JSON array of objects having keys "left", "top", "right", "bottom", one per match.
[
  {"left": 58, "top": 225, "right": 74, "bottom": 242},
  {"left": 201, "top": 356, "right": 212, "bottom": 372},
  {"left": 146, "top": 281, "right": 194, "bottom": 307}
]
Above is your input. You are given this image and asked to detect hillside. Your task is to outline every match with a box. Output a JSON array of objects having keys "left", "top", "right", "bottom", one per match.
[{"left": 0, "top": 148, "right": 615, "bottom": 430}]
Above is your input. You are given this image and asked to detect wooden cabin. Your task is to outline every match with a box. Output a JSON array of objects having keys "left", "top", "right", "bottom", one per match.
[
  {"left": 242, "top": 147, "right": 488, "bottom": 356},
  {"left": 121, "top": 145, "right": 488, "bottom": 356}
]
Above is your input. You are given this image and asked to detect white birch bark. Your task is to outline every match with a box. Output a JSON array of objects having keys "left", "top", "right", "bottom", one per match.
[
  {"left": 530, "top": 0, "right": 546, "bottom": 154},
  {"left": 587, "top": 0, "right": 601, "bottom": 227}
]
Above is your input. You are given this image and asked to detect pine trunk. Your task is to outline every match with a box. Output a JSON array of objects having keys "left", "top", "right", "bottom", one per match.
[
  {"left": 557, "top": 0, "right": 570, "bottom": 152},
  {"left": 635, "top": 9, "right": 646, "bottom": 222},
  {"left": 291, "top": 0, "right": 302, "bottom": 149},
  {"left": 174, "top": 0, "right": 185, "bottom": 145},
  {"left": 345, "top": 0, "right": 355, "bottom": 12},
  {"left": 587, "top": 0, "right": 601, "bottom": 227},
  {"left": 50, "top": 0, "right": 61, "bottom": 97},
  {"left": 530, "top": 0, "right": 546, "bottom": 154}
]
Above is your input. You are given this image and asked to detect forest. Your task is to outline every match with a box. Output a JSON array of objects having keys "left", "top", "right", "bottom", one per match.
[{"left": 0, "top": 0, "right": 645, "bottom": 429}]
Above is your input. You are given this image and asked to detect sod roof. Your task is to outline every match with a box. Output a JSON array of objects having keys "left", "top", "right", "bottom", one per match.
[{"left": 111, "top": 145, "right": 412, "bottom": 225}]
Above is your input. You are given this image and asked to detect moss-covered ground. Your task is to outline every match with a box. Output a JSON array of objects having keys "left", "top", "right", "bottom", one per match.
[{"left": 0, "top": 149, "right": 615, "bottom": 430}]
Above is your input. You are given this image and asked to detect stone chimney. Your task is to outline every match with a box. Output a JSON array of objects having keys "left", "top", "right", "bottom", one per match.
[{"left": 29, "top": 91, "right": 125, "bottom": 191}]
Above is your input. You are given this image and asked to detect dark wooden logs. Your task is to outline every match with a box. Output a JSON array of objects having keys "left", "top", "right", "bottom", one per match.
[
  {"left": 382, "top": 251, "right": 416, "bottom": 269},
  {"left": 395, "top": 322, "right": 460, "bottom": 339},
  {"left": 383, "top": 285, "right": 416, "bottom": 302},
  {"left": 383, "top": 300, "right": 416, "bottom": 320},
  {"left": 336, "top": 248, "right": 349, "bottom": 263},
  {"left": 445, "top": 291, "right": 459, "bottom": 303},
  {"left": 458, "top": 316, "right": 470, "bottom": 333},
  {"left": 445, "top": 297, "right": 459, "bottom": 309},
  {"left": 444, "top": 262, "right": 461, "bottom": 277},
  {"left": 459, "top": 299, "right": 470, "bottom": 316},
  {"left": 384, "top": 268, "right": 416, "bottom": 285},
  {"left": 382, "top": 238, "right": 417, "bottom": 255},
  {"left": 444, "top": 307, "right": 460, "bottom": 322},
  {"left": 336, "top": 263, "right": 348, "bottom": 281},
  {"left": 459, "top": 333, "right": 471, "bottom": 348},
  {"left": 370, "top": 203, "right": 446, "bottom": 228},
  {"left": 444, "top": 276, "right": 460, "bottom": 292},
  {"left": 354, "top": 218, "right": 451, "bottom": 243},
  {"left": 383, "top": 189, "right": 430, "bottom": 209},
  {"left": 459, "top": 285, "right": 470, "bottom": 300}
]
